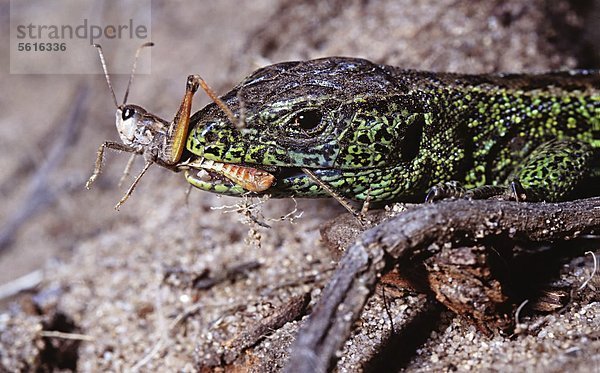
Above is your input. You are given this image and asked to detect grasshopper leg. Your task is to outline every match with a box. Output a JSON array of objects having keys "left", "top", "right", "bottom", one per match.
[
  {"left": 115, "top": 161, "right": 153, "bottom": 210},
  {"left": 86, "top": 141, "right": 139, "bottom": 189},
  {"left": 118, "top": 153, "right": 138, "bottom": 188}
]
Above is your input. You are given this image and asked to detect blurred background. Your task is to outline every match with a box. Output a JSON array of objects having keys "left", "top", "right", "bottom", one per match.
[{"left": 0, "top": 1, "right": 598, "bottom": 371}]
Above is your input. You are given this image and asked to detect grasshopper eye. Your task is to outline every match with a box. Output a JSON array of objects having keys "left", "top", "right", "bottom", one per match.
[{"left": 122, "top": 107, "right": 135, "bottom": 120}]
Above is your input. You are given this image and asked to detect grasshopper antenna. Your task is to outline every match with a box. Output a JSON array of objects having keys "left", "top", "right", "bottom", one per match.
[
  {"left": 122, "top": 42, "right": 154, "bottom": 105},
  {"left": 92, "top": 42, "right": 154, "bottom": 107},
  {"left": 93, "top": 43, "right": 119, "bottom": 108},
  {"left": 196, "top": 76, "right": 239, "bottom": 127}
]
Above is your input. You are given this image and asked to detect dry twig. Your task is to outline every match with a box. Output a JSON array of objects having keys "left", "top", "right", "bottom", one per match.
[{"left": 285, "top": 197, "right": 600, "bottom": 373}]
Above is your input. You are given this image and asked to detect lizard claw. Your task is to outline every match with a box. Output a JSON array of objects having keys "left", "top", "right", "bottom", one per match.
[
  {"left": 425, "top": 181, "right": 465, "bottom": 203},
  {"left": 509, "top": 180, "right": 528, "bottom": 202},
  {"left": 425, "top": 187, "right": 440, "bottom": 203}
]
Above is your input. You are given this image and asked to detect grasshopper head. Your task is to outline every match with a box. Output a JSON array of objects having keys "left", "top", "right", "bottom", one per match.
[
  {"left": 115, "top": 104, "right": 167, "bottom": 151},
  {"left": 93, "top": 43, "right": 161, "bottom": 152}
]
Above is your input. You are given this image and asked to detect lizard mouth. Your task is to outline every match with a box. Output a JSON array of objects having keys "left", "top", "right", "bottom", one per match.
[
  {"left": 185, "top": 158, "right": 276, "bottom": 193},
  {"left": 180, "top": 158, "right": 343, "bottom": 198},
  {"left": 183, "top": 157, "right": 333, "bottom": 197}
]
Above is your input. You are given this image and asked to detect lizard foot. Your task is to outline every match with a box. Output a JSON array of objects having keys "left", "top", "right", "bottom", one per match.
[{"left": 425, "top": 181, "right": 466, "bottom": 202}]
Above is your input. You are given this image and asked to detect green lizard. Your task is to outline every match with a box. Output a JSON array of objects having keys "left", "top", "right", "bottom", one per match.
[
  {"left": 88, "top": 54, "right": 599, "bottom": 206},
  {"left": 86, "top": 51, "right": 600, "bottom": 368}
]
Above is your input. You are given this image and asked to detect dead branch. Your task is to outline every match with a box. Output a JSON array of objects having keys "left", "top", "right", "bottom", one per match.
[
  {"left": 222, "top": 292, "right": 310, "bottom": 365},
  {"left": 193, "top": 260, "right": 262, "bottom": 290},
  {"left": 285, "top": 197, "right": 600, "bottom": 373}
]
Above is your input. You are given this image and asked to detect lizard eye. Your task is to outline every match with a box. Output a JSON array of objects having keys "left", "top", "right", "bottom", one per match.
[
  {"left": 292, "top": 109, "right": 323, "bottom": 131},
  {"left": 122, "top": 107, "right": 135, "bottom": 120}
]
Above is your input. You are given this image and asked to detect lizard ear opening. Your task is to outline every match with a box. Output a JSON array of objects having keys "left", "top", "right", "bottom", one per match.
[{"left": 399, "top": 114, "right": 424, "bottom": 162}]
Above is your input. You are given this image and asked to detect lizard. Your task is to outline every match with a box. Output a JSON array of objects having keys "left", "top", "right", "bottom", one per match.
[
  {"left": 86, "top": 48, "right": 600, "bottom": 359},
  {"left": 88, "top": 54, "right": 599, "bottom": 206},
  {"left": 185, "top": 57, "right": 599, "bottom": 204}
]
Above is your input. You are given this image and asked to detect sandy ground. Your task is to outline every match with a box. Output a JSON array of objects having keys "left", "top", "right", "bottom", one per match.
[{"left": 0, "top": 0, "right": 599, "bottom": 371}]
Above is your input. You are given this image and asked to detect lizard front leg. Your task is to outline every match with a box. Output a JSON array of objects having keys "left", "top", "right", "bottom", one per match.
[
  {"left": 427, "top": 139, "right": 596, "bottom": 202},
  {"left": 505, "top": 139, "right": 595, "bottom": 202}
]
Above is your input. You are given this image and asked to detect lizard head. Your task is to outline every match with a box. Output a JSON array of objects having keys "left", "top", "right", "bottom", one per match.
[{"left": 185, "top": 57, "right": 426, "bottom": 200}]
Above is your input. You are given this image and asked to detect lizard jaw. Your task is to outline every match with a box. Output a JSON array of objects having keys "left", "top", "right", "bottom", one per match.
[
  {"left": 184, "top": 158, "right": 276, "bottom": 193},
  {"left": 183, "top": 157, "right": 336, "bottom": 197}
]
